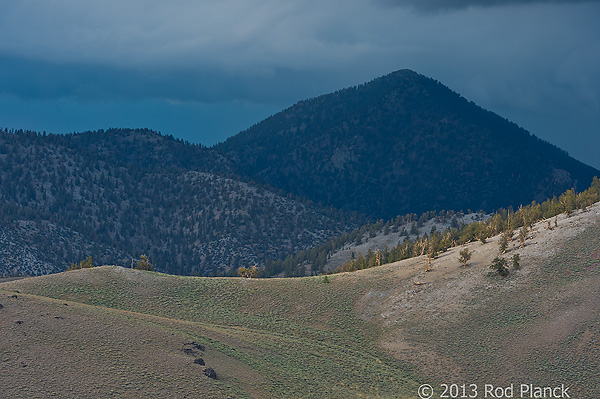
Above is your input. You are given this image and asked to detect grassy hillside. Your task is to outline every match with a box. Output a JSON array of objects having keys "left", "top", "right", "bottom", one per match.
[
  {"left": 2, "top": 203, "right": 599, "bottom": 398},
  {"left": 1, "top": 269, "right": 422, "bottom": 398}
]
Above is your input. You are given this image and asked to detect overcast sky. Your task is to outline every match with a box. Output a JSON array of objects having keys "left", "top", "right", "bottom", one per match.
[{"left": 1, "top": 0, "right": 599, "bottom": 169}]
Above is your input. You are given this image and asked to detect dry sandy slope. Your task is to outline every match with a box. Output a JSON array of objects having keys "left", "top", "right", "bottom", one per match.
[
  {"left": 355, "top": 202, "right": 600, "bottom": 395},
  {"left": 360, "top": 202, "right": 600, "bottom": 324}
]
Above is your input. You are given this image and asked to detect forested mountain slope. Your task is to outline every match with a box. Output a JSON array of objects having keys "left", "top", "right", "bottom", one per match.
[
  {"left": 0, "top": 129, "right": 360, "bottom": 277},
  {"left": 216, "top": 69, "right": 599, "bottom": 219},
  {"left": 3, "top": 70, "right": 599, "bottom": 277}
]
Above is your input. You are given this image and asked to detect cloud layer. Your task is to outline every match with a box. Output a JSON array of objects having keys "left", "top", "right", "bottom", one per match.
[
  {"left": 379, "top": 0, "right": 600, "bottom": 12},
  {"left": 0, "top": 1, "right": 599, "bottom": 167}
]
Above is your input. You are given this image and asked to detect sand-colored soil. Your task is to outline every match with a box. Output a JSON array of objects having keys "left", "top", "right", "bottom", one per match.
[{"left": 356, "top": 203, "right": 600, "bottom": 394}]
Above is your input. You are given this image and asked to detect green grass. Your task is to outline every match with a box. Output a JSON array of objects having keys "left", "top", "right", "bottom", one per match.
[{"left": 5, "top": 268, "right": 422, "bottom": 398}]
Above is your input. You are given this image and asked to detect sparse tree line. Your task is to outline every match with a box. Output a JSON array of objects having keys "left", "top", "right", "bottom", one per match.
[
  {"left": 262, "top": 208, "right": 477, "bottom": 277},
  {"left": 66, "top": 255, "right": 154, "bottom": 272},
  {"left": 264, "top": 177, "right": 599, "bottom": 277}
]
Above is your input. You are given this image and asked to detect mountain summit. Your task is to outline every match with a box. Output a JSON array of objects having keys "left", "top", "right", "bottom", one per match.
[{"left": 216, "top": 69, "right": 598, "bottom": 218}]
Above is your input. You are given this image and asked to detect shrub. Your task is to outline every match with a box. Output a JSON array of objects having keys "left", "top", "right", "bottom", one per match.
[
  {"left": 135, "top": 255, "right": 154, "bottom": 271},
  {"left": 490, "top": 257, "right": 509, "bottom": 277}
]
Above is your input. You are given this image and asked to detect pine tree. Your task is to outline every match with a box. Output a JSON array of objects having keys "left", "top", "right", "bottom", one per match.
[
  {"left": 512, "top": 254, "right": 520, "bottom": 270},
  {"left": 518, "top": 227, "right": 528, "bottom": 248},
  {"left": 458, "top": 248, "right": 472, "bottom": 267},
  {"left": 498, "top": 234, "right": 509, "bottom": 254}
]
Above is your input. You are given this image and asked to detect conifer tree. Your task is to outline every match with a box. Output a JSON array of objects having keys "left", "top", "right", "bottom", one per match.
[
  {"left": 498, "top": 233, "right": 509, "bottom": 254},
  {"left": 512, "top": 254, "right": 520, "bottom": 270},
  {"left": 458, "top": 248, "right": 472, "bottom": 267},
  {"left": 518, "top": 227, "right": 528, "bottom": 248},
  {"left": 490, "top": 257, "right": 509, "bottom": 277}
]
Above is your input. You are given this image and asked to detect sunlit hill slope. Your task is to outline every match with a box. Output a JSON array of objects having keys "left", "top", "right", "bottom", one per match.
[{"left": 1, "top": 202, "right": 599, "bottom": 398}]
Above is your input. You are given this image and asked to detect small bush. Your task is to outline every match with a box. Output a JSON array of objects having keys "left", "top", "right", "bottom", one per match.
[
  {"left": 135, "top": 255, "right": 154, "bottom": 271},
  {"left": 512, "top": 254, "right": 521, "bottom": 270},
  {"left": 490, "top": 257, "right": 509, "bottom": 277}
]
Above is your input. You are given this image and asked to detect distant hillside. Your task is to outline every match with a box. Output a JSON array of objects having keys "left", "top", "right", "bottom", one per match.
[
  {"left": 0, "top": 128, "right": 361, "bottom": 277},
  {"left": 216, "top": 69, "right": 599, "bottom": 219}
]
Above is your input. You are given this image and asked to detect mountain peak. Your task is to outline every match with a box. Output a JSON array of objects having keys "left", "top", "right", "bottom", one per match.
[{"left": 216, "top": 70, "right": 598, "bottom": 219}]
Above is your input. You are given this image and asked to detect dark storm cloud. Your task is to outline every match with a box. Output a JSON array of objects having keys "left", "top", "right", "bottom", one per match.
[
  {"left": 0, "top": 1, "right": 381, "bottom": 104},
  {"left": 0, "top": 54, "right": 345, "bottom": 105},
  {"left": 0, "top": 1, "right": 599, "bottom": 168},
  {"left": 379, "top": 0, "right": 600, "bottom": 12}
]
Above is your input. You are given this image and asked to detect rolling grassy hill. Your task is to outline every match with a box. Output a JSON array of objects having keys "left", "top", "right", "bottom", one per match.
[{"left": 2, "top": 203, "right": 599, "bottom": 398}]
